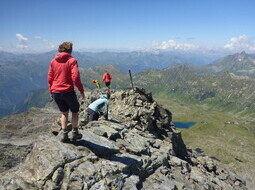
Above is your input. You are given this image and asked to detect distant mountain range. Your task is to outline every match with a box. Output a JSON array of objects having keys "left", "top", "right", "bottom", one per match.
[
  {"left": 0, "top": 53, "right": 49, "bottom": 118},
  {"left": 17, "top": 61, "right": 255, "bottom": 117},
  {"left": 0, "top": 50, "right": 221, "bottom": 73},
  {"left": 73, "top": 51, "right": 220, "bottom": 73},
  {"left": 1, "top": 50, "right": 255, "bottom": 118},
  {"left": 133, "top": 63, "right": 255, "bottom": 114},
  {"left": 196, "top": 51, "right": 255, "bottom": 78},
  {"left": 0, "top": 50, "right": 220, "bottom": 117}
]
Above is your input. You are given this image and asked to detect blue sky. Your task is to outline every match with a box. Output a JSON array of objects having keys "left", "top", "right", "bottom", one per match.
[{"left": 0, "top": 0, "right": 255, "bottom": 53}]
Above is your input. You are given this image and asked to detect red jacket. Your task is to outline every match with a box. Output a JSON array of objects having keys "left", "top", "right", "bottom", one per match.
[
  {"left": 102, "top": 72, "right": 112, "bottom": 83},
  {"left": 48, "top": 52, "right": 84, "bottom": 93}
]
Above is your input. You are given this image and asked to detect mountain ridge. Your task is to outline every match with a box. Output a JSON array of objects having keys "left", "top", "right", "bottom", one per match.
[
  {"left": 0, "top": 88, "right": 248, "bottom": 190},
  {"left": 0, "top": 51, "right": 255, "bottom": 117},
  {"left": 197, "top": 51, "right": 255, "bottom": 78},
  {"left": 11, "top": 58, "right": 255, "bottom": 119},
  {"left": 0, "top": 50, "right": 217, "bottom": 117}
]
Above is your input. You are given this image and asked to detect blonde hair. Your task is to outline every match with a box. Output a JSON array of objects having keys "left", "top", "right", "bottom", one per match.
[{"left": 58, "top": 42, "right": 73, "bottom": 53}]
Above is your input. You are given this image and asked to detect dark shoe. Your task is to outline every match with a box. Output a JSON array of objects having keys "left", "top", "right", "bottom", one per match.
[
  {"left": 59, "top": 130, "right": 69, "bottom": 143},
  {"left": 103, "top": 114, "right": 108, "bottom": 120},
  {"left": 71, "top": 130, "right": 83, "bottom": 141}
]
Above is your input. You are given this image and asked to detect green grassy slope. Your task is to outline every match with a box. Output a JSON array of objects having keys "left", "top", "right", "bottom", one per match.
[
  {"left": 155, "top": 94, "right": 255, "bottom": 185},
  {"left": 133, "top": 65, "right": 255, "bottom": 115}
]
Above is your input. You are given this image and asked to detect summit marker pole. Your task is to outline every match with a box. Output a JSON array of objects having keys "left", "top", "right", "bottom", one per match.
[{"left": 129, "top": 69, "right": 134, "bottom": 89}]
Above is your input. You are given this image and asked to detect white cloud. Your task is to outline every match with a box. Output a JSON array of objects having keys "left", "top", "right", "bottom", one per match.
[
  {"left": 224, "top": 35, "right": 255, "bottom": 51},
  {"left": 35, "top": 36, "right": 55, "bottom": 49},
  {"left": 152, "top": 40, "right": 197, "bottom": 51},
  {"left": 16, "top": 33, "right": 28, "bottom": 42},
  {"left": 16, "top": 33, "right": 28, "bottom": 49}
]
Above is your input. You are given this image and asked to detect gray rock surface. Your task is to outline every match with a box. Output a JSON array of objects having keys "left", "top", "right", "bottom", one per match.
[{"left": 0, "top": 88, "right": 248, "bottom": 190}]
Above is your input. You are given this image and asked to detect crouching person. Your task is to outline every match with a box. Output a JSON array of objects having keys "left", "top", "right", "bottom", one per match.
[
  {"left": 48, "top": 42, "right": 85, "bottom": 142},
  {"left": 88, "top": 92, "right": 110, "bottom": 122}
]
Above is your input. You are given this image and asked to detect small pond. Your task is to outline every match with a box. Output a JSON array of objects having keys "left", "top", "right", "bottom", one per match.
[{"left": 173, "top": 122, "right": 196, "bottom": 129}]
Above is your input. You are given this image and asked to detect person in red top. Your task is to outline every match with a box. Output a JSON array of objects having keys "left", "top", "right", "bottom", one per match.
[
  {"left": 102, "top": 71, "right": 112, "bottom": 90},
  {"left": 48, "top": 42, "right": 85, "bottom": 142}
]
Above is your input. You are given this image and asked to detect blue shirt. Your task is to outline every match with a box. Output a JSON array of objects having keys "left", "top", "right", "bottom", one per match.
[{"left": 88, "top": 95, "right": 109, "bottom": 114}]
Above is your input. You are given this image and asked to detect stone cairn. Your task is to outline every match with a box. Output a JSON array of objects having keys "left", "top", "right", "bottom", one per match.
[{"left": 0, "top": 87, "right": 247, "bottom": 190}]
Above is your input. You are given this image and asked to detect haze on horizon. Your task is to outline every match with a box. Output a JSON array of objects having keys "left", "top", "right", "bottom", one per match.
[{"left": 0, "top": 0, "right": 255, "bottom": 54}]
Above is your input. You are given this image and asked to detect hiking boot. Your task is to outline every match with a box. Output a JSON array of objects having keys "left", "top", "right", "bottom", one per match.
[
  {"left": 71, "top": 130, "right": 83, "bottom": 141},
  {"left": 59, "top": 129, "right": 69, "bottom": 143}
]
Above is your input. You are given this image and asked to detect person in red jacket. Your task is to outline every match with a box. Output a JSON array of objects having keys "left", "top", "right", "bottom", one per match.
[
  {"left": 102, "top": 71, "right": 112, "bottom": 90},
  {"left": 48, "top": 42, "right": 85, "bottom": 142}
]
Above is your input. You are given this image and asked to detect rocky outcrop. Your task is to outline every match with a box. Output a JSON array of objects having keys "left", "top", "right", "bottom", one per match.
[
  {"left": 0, "top": 88, "right": 248, "bottom": 190},
  {"left": 0, "top": 106, "right": 59, "bottom": 173}
]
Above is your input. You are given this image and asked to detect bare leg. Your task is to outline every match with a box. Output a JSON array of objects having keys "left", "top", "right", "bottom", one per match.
[
  {"left": 71, "top": 112, "right": 82, "bottom": 141},
  {"left": 61, "top": 112, "right": 69, "bottom": 131},
  {"left": 72, "top": 112, "right": 79, "bottom": 131}
]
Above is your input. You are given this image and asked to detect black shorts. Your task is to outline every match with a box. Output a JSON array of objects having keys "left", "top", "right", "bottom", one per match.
[
  {"left": 52, "top": 91, "right": 80, "bottom": 113},
  {"left": 105, "top": 82, "right": 111, "bottom": 87},
  {"left": 88, "top": 108, "right": 99, "bottom": 121}
]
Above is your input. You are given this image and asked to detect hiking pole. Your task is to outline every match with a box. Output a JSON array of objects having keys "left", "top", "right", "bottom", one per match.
[{"left": 129, "top": 69, "right": 134, "bottom": 89}]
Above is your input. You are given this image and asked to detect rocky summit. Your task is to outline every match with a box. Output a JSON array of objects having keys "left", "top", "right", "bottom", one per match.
[{"left": 0, "top": 88, "right": 248, "bottom": 190}]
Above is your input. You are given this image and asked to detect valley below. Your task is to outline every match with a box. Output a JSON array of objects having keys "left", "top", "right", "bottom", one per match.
[{"left": 155, "top": 94, "right": 255, "bottom": 189}]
